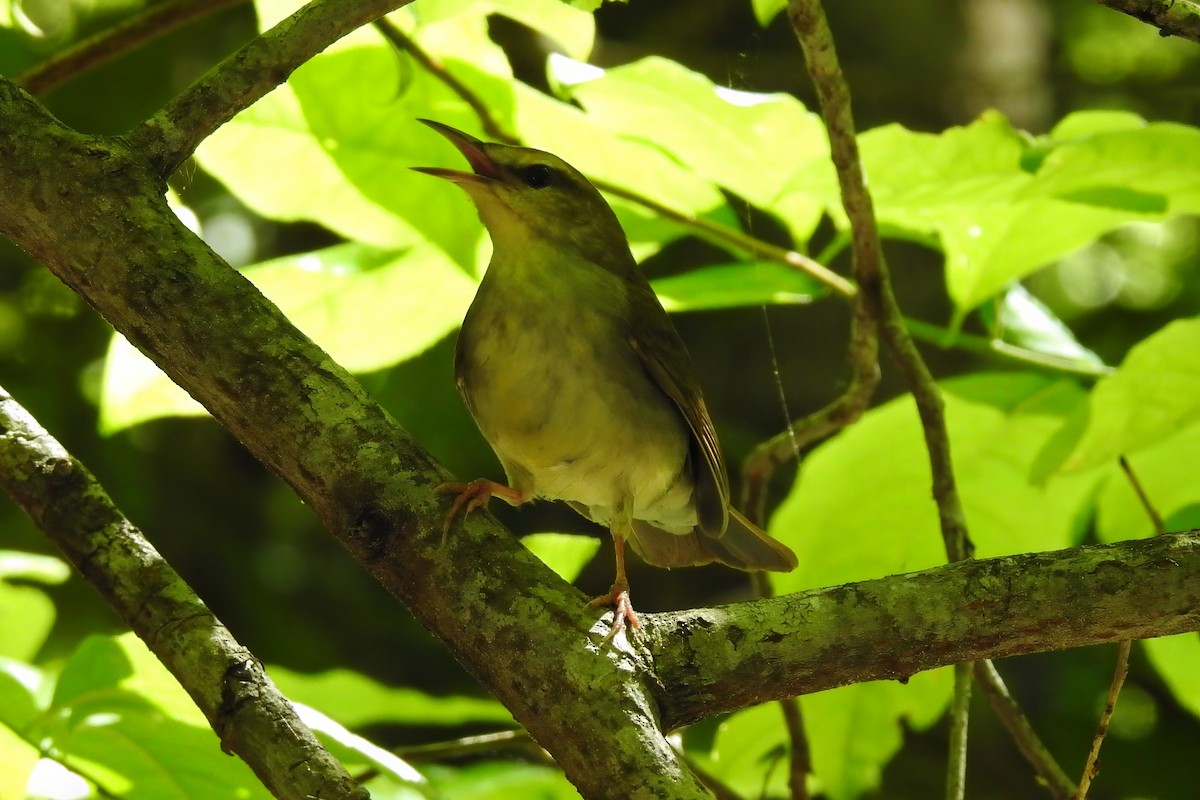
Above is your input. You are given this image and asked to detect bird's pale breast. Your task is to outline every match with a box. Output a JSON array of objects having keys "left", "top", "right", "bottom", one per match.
[{"left": 457, "top": 253, "right": 696, "bottom": 533}]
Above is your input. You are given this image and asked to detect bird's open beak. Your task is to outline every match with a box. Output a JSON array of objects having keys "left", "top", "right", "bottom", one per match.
[{"left": 412, "top": 119, "right": 504, "bottom": 184}]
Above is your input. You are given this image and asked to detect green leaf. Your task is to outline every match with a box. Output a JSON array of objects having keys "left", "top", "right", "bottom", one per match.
[
  {"left": 786, "top": 112, "right": 1200, "bottom": 314},
  {"left": 198, "top": 14, "right": 514, "bottom": 265},
  {"left": 100, "top": 243, "right": 477, "bottom": 432},
  {"left": 1047, "top": 109, "right": 1148, "bottom": 142},
  {"left": 1142, "top": 634, "right": 1200, "bottom": 721},
  {"left": 990, "top": 284, "right": 1105, "bottom": 365},
  {"left": 294, "top": 703, "right": 430, "bottom": 791},
  {"left": 0, "top": 551, "right": 69, "bottom": 661},
  {"left": 1061, "top": 317, "right": 1200, "bottom": 473},
  {"left": 652, "top": 262, "right": 819, "bottom": 312},
  {"left": 520, "top": 533, "right": 601, "bottom": 583},
  {"left": 425, "top": 760, "right": 579, "bottom": 799},
  {"left": 562, "top": 56, "right": 827, "bottom": 209},
  {"left": 268, "top": 666, "right": 513, "bottom": 729},
  {"left": 1096, "top": 423, "right": 1200, "bottom": 543},
  {"left": 700, "top": 704, "right": 789, "bottom": 798},
  {"left": 771, "top": 373, "right": 1097, "bottom": 597},
  {"left": 751, "top": 0, "right": 788, "bottom": 26},
  {"left": 57, "top": 695, "right": 271, "bottom": 800},
  {"left": 515, "top": 81, "right": 727, "bottom": 223},
  {"left": 0, "top": 723, "right": 38, "bottom": 800},
  {"left": 52, "top": 634, "right": 205, "bottom": 727},
  {"left": 804, "top": 670, "right": 952, "bottom": 800},
  {"left": 0, "top": 656, "right": 44, "bottom": 731},
  {"left": 481, "top": 0, "right": 594, "bottom": 60}
]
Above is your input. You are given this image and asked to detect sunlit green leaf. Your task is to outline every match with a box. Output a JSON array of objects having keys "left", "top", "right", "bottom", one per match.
[
  {"left": 0, "top": 657, "right": 43, "bottom": 731},
  {"left": 1061, "top": 317, "right": 1200, "bottom": 473},
  {"left": 425, "top": 759, "right": 579, "bottom": 799},
  {"left": 100, "top": 243, "right": 477, "bottom": 432},
  {"left": 653, "top": 262, "right": 819, "bottom": 312},
  {"left": 751, "top": 0, "right": 787, "bottom": 26},
  {"left": 0, "top": 552, "right": 68, "bottom": 661},
  {"left": 521, "top": 533, "right": 601, "bottom": 583},
  {"left": 989, "top": 284, "right": 1105, "bottom": 365},
  {"left": 771, "top": 373, "right": 1097, "bottom": 597},
  {"left": 1096, "top": 423, "right": 1200, "bottom": 543},
  {"left": 786, "top": 112, "right": 1200, "bottom": 314},
  {"left": 269, "top": 666, "right": 513, "bottom": 728},
  {"left": 804, "top": 670, "right": 951, "bottom": 800},
  {"left": 699, "top": 703, "right": 788, "bottom": 798},
  {"left": 563, "top": 56, "right": 826, "bottom": 208},
  {"left": 0, "top": 723, "right": 38, "bottom": 800},
  {"left": 1142, "top": 634, "right": 1200, "bottom": 721},
  {"left": 295, "top": 703, "right": 430, "bottom": 790}
]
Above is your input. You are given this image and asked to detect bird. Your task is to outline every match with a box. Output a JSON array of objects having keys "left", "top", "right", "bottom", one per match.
[{"left": 413, "top": 120, "right": 797, "bottom": 640}]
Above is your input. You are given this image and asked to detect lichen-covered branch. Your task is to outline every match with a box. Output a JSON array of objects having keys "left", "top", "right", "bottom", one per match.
[
  {"left": 0, "top": 385, "right": 367, "bottom": 800},
  {"left": 0, "top": 78, "right": 710, "bottom": 800},
  {"left": 126, "top": 0, "right": 414, "bottom": 178},
  {"left": 15, "top": 0, "right": 248, "bottom": 95},
  {"left": 1094, "top": 0, "right": 1200, "bottom": 43},
  {"left": 649, "top": 531, "right": 1200, "bottom": 730}
]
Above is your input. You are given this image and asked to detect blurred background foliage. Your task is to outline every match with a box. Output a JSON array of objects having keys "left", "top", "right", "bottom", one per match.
[{"left": 2, "top": 0, "right": 1200, "bottom": 798}]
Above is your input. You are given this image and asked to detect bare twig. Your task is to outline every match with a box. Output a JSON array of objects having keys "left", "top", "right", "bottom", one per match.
[
  {"left": 0, "top": 384, "right": 366, "bottom": 800},
  {"left": 126, "top": 0, "right": 415, "bottom": 178},
  {"left": 1093, "top": 0, "right": 1200, "bottom": 43},
  {"left": 1119, "top": 455, "right": 1166, "bottom": 535},
  {"left": 1074, "top": 641, "right": 1132, "bottom": 799},
  {"left": 1076, "top": 457, "right": 1167, "bottom": 798},
  {"left": 785, "top": 1, "right": 973, "bottom": 795},
  {"left": 973, "top": 661, "right": 1075, "bottom": 799},
  {"left": 15, "top": 0, "right": 249, "bottom": 95}
]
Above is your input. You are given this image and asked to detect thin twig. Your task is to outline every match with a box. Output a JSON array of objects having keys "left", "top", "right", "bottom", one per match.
[
  {"left": 126, "top": 0, "right": 414, "bottom": 178},
  {"left": 1075, "top": 457, "right": 1166, "bottom": 798},
  {"left": 749, "top": 569, "right": 812, "bottom": 800},
  {"left": 1119, "top": 455, "right": 1166, "bottom": 535},
  {"left": 1074, "top": 641, "right": 1132, "bottom": 800},
  {"left": 786, "top": 2, "right": 976, "bottom": 796},
  {"left": 15, "top": 0, "right": 249, "bottom": 95},
  {"left": 0, "top": 384, "right": 366, "bottom": 800},
  {"left": 973, "top": 661, "right": 1075, "bottom": 799}
]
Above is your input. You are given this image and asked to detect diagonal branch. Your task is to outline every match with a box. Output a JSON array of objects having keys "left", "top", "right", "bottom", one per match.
[
  {"left": 1093, "top": 0, "right": 1200, "bottom": 43},
  {"left": 0, "top": 77, "right": 710, "bottom": 800},
  {"left": 0, "top": 384, "right": 367, "bottom": 800},
  {"left": 14, "top": 0, "right": 249, "bottom": 95},
  {"left": 125, "top": 0, "right": 414, "bottom": 179}
]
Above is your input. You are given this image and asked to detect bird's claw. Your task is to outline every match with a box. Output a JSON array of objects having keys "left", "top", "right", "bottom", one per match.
[{"left": 589, "top": 582, "right": 641, "bottom": 644}]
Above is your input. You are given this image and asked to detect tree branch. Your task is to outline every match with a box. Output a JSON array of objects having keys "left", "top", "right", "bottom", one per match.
[
  {"left": 0, "top": 77, "right": 710, "bottom": 800},
  {"left": 1093, "top": 0, "right": 1200, "bottom": 43},
  {"left": 649, "top": 531, "right": 1200, "bottom": 730},
  {"left": 125, "top": 0, "right": 414, "bottom": 179},
  {"left": 14, "top": 0, "right": 249, "bottom": 95},
  {"left": 0, "top": 384, "right": 366, "bottom": 800}
]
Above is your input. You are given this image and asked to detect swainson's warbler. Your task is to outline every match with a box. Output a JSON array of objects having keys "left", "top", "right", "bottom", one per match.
[{"left": 414, "top": 120, "right": 797, "bottom": 639}]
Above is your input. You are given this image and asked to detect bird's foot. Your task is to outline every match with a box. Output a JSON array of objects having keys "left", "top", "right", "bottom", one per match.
[
  {"left": 588, "top": 581, "right": 641, "bottom": 644},
  {"left": 437, "top": 479, "right": 526, "bottom": 544}
]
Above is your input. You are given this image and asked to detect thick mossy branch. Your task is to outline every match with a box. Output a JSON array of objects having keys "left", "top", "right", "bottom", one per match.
[
  {"left": 0, "top": 386, "right": 366, "bottom": 800},
  {"left": 0, "top": 79, "right": 711, "bottom": 800},
  {"left": 126, "top": 0, "right": 414, "bottom": 178},
  {"left": 649, "top": 531, "right": 1200, "bottom": 729},
  {"left": 1095, "top": 0, "right": 1200, "bottom": 43}
]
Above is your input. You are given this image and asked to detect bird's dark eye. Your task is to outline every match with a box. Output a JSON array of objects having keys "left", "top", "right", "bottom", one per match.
[{"left": 520, "top": 164, "right": 555, "bottom": 189}]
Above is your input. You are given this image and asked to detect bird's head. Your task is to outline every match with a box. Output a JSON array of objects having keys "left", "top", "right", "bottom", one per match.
[{"left": 413, "top": 120, "right": 634, "bottom": 275}]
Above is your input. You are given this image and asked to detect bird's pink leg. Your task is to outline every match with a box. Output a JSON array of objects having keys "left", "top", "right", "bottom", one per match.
[
  {"left": 438, "top": 479, "right": 529, "bottom": 543},
  {"left": 588, "top": 533, "right": 640, "bottom": 643}
]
